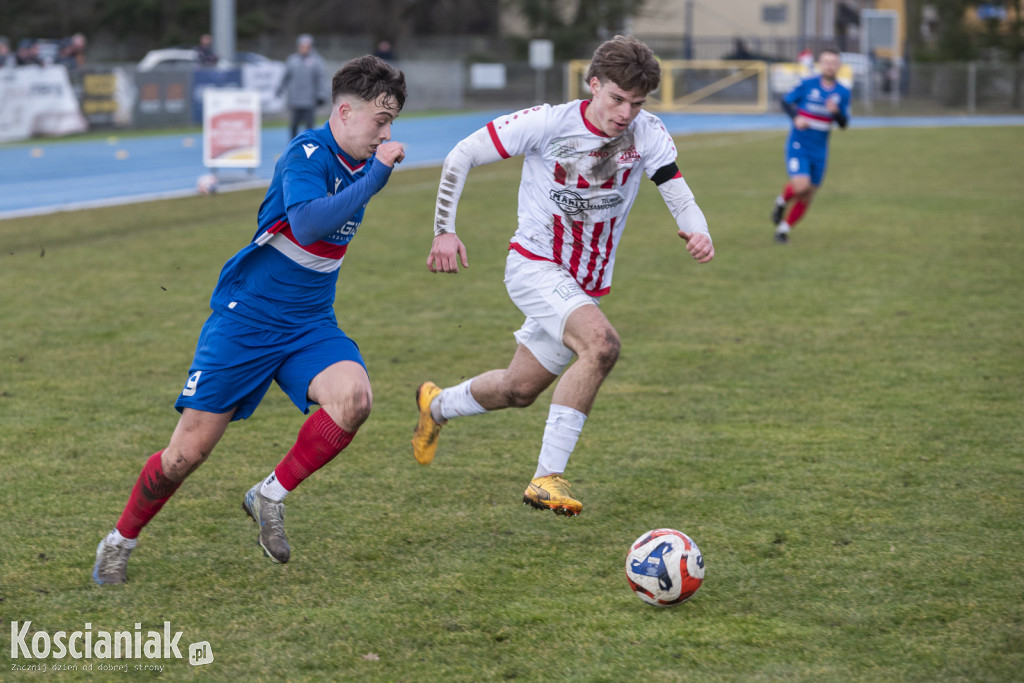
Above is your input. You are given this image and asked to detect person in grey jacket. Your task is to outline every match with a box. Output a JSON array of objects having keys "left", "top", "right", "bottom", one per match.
[{"left": 278, "top": 34, "right": 329, "bottom": 138}]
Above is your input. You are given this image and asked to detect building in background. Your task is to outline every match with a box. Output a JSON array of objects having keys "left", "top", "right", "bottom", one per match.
[{"left": 614, "top": 0, "right": 908, "bottom": 60}]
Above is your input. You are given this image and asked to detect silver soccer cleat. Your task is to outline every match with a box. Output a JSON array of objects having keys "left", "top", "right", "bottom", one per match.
[{"left": 242, "top": 484, "right": 291, "bottom": 564}]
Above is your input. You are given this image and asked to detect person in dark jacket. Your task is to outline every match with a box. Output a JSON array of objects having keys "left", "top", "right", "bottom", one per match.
[{"left": 196, "top": 34, "right": 219, "bottom": 67}]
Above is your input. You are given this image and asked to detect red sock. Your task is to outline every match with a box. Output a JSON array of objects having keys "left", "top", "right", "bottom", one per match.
[
  {"left": 786, "top": 200, "right": 809, "bottom": 226},
  {"left": 782, "top": 183, "right": 796, "bottom": 202},
  {"left": 116, "top": 451, "right": 182, "bottom": 539},
  {"left": 274, "top": 409, "right": 354, "bottom": 491}
]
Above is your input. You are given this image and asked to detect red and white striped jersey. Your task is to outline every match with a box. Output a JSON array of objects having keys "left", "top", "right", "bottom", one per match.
[{"left": 486, "top": 100, "right": 678, "bottom": 297}]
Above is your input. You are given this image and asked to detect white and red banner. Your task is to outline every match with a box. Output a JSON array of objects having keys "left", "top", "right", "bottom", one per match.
[{"left": 202, "top": 88, "right": 261, "bottom": 168}]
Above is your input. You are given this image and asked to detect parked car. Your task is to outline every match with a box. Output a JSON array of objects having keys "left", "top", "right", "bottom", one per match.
[
  {"left": 136, "top": 48, "right": 207, "bottom": 71},
  {"left": 136, "top": 48, "right": 283, "bottom": 72}
]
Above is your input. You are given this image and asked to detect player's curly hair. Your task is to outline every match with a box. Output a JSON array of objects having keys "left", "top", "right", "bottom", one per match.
[
  {"left": 585, "top": 35, "right": 660, "bottom": 94},
  {"left": 332, "top": 55, "right": 407, "bottom": 113}
]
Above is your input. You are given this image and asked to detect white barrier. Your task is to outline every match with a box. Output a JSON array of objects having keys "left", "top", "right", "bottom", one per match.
[
  {"left": 0, "top": 65, "right": 88, "bottom": 143},
  {"left": 241, "top": 62, "right": 286, "bottom": 115}
]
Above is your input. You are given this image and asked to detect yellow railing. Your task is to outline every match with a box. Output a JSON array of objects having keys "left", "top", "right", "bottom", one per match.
[{"left": 567, "top": 59, "right": 770, "bottom": 113}]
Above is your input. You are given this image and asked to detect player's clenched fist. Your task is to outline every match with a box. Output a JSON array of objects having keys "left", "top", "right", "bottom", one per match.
[
  {"left": 679, "top": 230, "right": 714, "bottom": 264},
  {"left": 375, "top": 141, "right": 405, "bottom": 167},
  {"left": 426, "top": 232, "right": 468, "bottom": 273}
]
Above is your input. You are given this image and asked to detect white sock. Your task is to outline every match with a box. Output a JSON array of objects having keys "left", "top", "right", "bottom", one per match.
[
  {"left": 775, "top": 195, "right": 786, "bottom": 207},
  {"left": 776, "top": 221, "right": 791, "bottom": 234},
  {"left": 107, "top": 528, "right": 137, "bottom": 549},
  {"left": 436, "top": 379, "right": 487, "bottom": 422},
  {"left": 259, "top": 472, "right": 289, "bottom": 502},
  {"left": 534, "top": 404, "right": 587, "bottom": 478}
]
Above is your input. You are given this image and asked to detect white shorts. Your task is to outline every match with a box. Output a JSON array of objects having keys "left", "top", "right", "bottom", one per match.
[{"left": 504, "top": 250, "right": 598, "bottom": 375}]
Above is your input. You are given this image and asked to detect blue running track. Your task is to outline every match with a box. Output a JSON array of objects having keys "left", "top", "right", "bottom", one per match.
[{"left": 2, "top": 111, "right": 1022, "bottom": 220}]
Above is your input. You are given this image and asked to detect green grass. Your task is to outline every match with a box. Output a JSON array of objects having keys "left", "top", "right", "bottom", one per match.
[{"left": 1, "top": 125, "right": 1022, "bottom": 681}]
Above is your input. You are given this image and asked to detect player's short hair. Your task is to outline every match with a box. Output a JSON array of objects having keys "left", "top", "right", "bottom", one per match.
[
  {"left": 332, "top": 55, "right": 407, "bottom": 113},
  {"left": 585, "top": 35, "right": 661, "bottom": 94},
  {"left": 819, "top": 47, "right": 841, "bottom": 59}
]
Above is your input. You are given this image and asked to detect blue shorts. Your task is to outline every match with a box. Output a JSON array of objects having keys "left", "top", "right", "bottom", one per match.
[
  {"left": 174, "top": 312, "right": 366, "bottom": 421},
  {"left": 785, "top": 141, "right": 828, "bottom": 186}
]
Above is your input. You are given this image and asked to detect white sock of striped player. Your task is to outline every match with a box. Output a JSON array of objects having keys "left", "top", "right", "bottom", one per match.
[
  {"left": 435, "top": 378, "right": 487, "bottom": 422},
  {"left": 259, "top": 472, "right": 289, "bottom": 502},
  {"left": 106, "top": 528, "right": 137, "bottom": 549},
  {"left": 534, "top": 404, "right": 587, "bottom": 478}
]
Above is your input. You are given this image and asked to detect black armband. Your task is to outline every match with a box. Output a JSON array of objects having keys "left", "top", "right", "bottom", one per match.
[
  {"left": 833, "top": 109, "right": 849, "bottom": 128},
  {"left": 651, "top": 162, "right": 680, "bottom": 186}
]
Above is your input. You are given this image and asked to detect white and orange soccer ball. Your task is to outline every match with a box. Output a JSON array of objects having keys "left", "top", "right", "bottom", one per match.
[{"left": 625, "top": 528, "right": 704, "bottom": 607}]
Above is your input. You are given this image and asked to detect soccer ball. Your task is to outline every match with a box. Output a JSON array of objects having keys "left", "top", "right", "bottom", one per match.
[
  {"left": 196, "top": 173, "right": 219, "bottom": 195},
  {"left": 625, "top": 528, "right": 704, "bottom": 607}
]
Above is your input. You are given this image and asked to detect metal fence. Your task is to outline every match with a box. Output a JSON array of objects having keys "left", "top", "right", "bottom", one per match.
[
  {"left": 9, "top": 55, "right": 1022, "bottom": 143},
  {"left": 897, "top": 61, "right": 1024, "bottom": 113},
  {"left": 643, "top": 35, "right": 855, "bottom": 62}
]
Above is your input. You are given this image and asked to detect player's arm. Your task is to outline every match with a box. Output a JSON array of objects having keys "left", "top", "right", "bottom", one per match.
[
  {"left": 427, "top": 126, "right": 505, "bottom": 273},
  {"left": 782, "top": 82, "right": 810, "bottom": 129},
  {"left": 781, "top": 96, "right": 800, "bottom": 119},
  {"left": 781, "top": 80, "right": 805, "bottom": 119},
  {"left": 653, "top": 165, "right": 714, "bottom": 264},
  {"left": 287, "top": 144, "right": 403, "bottom": 246},
  {"left": 781, "top": 94, "right": 809, "bottom": 130},
  {"left": 830, "top": 92, "right": 850, "bottom": 129}
]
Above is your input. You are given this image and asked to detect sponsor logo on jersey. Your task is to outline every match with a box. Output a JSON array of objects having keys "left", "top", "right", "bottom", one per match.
[
  {"left": 302, "top": 143, "right": 319, "bottom": 158},
  {"left": 550, "top": 189, "right": 588, "bottom": 214},
  {"left": 330, "top": 220, "right": 359, "bottom": 242},
  {"left": 548, "top": 136, "right": 582, "bottom": 159},
  {"left": 549, "top": 188, "right": 624, "bottom": 215},
  {"left": 618, "top": 145, "right": 641, "bottom": 163}
]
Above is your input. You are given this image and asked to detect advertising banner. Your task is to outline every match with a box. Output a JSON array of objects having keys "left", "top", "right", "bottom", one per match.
[
  {"left": 770, "top": 62, "right": 855, "bottom": 96},
  {"left": 134, "top": 70, "right": 192, "bottom": 128},
  {"left": 75, "top": 67, "right": 133, "bottom": 128},
  {"left": 0, "top": 65, "right": 88, "bottom": 143},
  {"left": 202, "top": 88, "right": 261, "bottom": 169},
  {"left": 241, "top": 62, "right": 286, "bottom": 115},
  {"left": 191, "top": 68, "right": 243, "bottom": 123}
]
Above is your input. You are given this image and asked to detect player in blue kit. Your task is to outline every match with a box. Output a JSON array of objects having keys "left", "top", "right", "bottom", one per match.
[
  {"left": 92, "top": 55, "right": 407, "bottom": 585},
  {"left": 771, "top": 49, "right": 850, "bottom": 243}
]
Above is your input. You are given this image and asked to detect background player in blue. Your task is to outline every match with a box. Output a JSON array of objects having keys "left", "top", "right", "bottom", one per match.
[
  {"left": 92, "top": 55, "right": 407, "bottom": 585},
  {"left": 771, "top": 49, "right": 850, "bottom": 243}
]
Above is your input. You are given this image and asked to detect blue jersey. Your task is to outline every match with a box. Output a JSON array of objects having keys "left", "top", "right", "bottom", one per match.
[
  {"left": 209, "top": 122, "right": 391, "bottom": 331},
  {"left": 783, "top": 76, "right": 851, "bottom": 155}
]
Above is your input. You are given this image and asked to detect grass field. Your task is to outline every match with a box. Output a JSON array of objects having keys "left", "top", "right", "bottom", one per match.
[{"left": 1, "top": 124, "right": 1022, "bottom": 681}]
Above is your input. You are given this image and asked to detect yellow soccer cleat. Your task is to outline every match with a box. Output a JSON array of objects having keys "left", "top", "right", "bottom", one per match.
[
  {"left": 523, "top": 475, "right": 583, "bottom": 517},
  {"left": 411, "top": 381, "right": 444, "bottom": 465}
]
